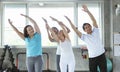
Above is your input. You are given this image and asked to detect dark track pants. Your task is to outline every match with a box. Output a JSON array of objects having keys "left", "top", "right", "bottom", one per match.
[{"left": 89, "top": 53, "right": 107, "bottom": 72}]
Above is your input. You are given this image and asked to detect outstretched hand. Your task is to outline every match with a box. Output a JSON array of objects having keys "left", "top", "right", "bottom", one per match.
[
  {"left": 49, "top": 16, "right": 58, "bottom": 22},
  {"left": 64, "top": 15, "right": 71, "bottom": 22},
  {"left": 42, "top": 17, "right": 47, "bottom": 24},
  {"left": 8, "top": 19, "right": 12, "bottom": 25},
  {"left": 42, "top": 17, "right": 49, "bottom": 29},
  {"left": 20, "top": 14, "right": 27, "bottom": 17},
  {"left": 82, "top": 5, "right": 89, "bottom": 12},
  {"left": 64, "top": 15, "right": 72, "bottom": 24}
]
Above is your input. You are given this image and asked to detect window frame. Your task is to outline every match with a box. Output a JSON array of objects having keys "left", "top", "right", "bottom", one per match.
[{"left": 0, "top": 1, "right": 104, "bottom": 48}]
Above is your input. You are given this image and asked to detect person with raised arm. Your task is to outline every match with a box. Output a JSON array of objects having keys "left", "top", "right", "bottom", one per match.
[
  {"left": 42, "top": 17, "right": 70, "bottom": 72},
  {"left": 65, "top": 5, "right": 107, "bottom": 72},
  {"left": 8, "top": 14, "right": 43, "bottom": 72},
  {"left": 43, "top": 17, "right": 75, "bottom": 72}
]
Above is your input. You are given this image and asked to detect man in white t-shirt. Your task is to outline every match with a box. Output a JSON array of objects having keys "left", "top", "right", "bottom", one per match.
[{"left": 65, "top": 5, "right": 107, "bottom": 72}]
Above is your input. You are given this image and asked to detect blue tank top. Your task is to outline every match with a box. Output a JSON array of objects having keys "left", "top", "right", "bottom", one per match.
[{"left": 25, "top": 32, "right": 42, "bottom": 57}]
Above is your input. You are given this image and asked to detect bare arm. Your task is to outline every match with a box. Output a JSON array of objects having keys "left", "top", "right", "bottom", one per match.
[
  {"left": 42, "top": 17, "right": 55, "bottom": 42},
  {"left": 50, "top": 16, "right": 70, "bottom": 33},
  {"left": 50, "top": 16, "right": 70, "bottom": 40},
  {"left": 82, "top": 5, "right": 98, "bottom": 28},
  {"left": 8, "top": 19, "right": 25, "bottom": 40},
  {"left": 21, "top": 14, "right": 41, "bottom": 34},
  {"left": 59, "top": 22, "right": 70, "bottom": 40},
  {"left": 46, "top": 23, "right": 59, "bottom": 43},
  {"left": 62, "top": 23, "right": 70, "bottom": 33},
  {"left": 64, "top": 16, "right": 82, "bottom": 38}
]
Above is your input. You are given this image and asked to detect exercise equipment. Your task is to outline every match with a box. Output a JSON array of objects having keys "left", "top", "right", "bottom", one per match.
[
  {"left": 0, "top": 45, "right": 19, "bottom": 72},
  {"left": 81, "top": 47, "right": 112, "bottom": 72},
  {"left": 16, "top": 52, "right": 55, "bottom": 72},
  {"left": 97, "top": 57, "right": 112, "bottom": 72}
]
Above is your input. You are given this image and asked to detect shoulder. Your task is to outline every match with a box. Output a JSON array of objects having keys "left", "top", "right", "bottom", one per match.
[
  {"left": 92, "top": 27, "right": 100, "bottom": 34},
  {"left": 24, "top": 37, "right": 29, "bottom": 42},
  {"left": 34, "top": 32, "right": 41, "bottom": 38},
  {"left": 81, "top": 34, "right": 86, "bottom": 37},
  {"left": 93, "top": 27, "right": 99, "bottom": 31},
  {"left": 34, "top": 32, "right": 41, "bottom": 36}
]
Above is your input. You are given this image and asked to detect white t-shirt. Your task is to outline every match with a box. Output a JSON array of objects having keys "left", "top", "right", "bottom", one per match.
[
  {"left": 56, "top": 44, "right": 61, "bottom": 55},
  {"left": 81, "top": 28, "right": 105, "bottom": 58}
]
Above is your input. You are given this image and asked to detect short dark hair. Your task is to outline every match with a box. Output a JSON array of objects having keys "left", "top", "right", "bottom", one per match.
[
  {"left": 82, "top": 23, "right": 91, "bottom": 30},
  {"left": 23, "top": 25, "right": 32, "bottom": 37}
]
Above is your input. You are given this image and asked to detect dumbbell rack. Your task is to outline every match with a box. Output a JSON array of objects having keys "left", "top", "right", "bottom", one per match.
[{"left": 0, "top": 45, "right": 19, "bottom": 72}]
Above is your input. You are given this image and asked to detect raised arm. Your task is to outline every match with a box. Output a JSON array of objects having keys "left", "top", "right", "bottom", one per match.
[
  {"left": 64, "top": 16, "right": 82, "bottom": 38},
  {"left": 21, "top": 14, "right": 41, "bottom": 34},
  {"left": 50, "top": 16, "right": 70, "bottom": 33},
  {"left": 82, "top": 5, "right": 98, "bottom": 28},
  {"left": 46, "top": 23, "right": 59, "bottom": 43},
  {"left": 59, "top": 22, "right": 70, "bottom": 40},
  {"left": 42, "top": 17, "right": 55, "bottom": 42},
  {"left": 8, "top": 19, "right": 25, "bottom": 40},
  {"left": 50, "top": 16, "right": 70, "bottom": 40},
  {"left": 62, "top": 23, "right": 70, "bottom": 33}
]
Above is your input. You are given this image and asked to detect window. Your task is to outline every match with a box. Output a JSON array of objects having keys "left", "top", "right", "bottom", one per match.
[
  {"left": 2, "top": 2, "right": 103, "bottom": 47},
  {"left": 3, "top": 4, "right": 26, "bottom": 45},
  {"left": 28, "top": 2, "right": 74, "bottom": 46}
]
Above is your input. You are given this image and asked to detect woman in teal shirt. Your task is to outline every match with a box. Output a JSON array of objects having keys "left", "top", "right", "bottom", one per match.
[{"left": 8, "top": 14, "right": 43, "bottom": 72}]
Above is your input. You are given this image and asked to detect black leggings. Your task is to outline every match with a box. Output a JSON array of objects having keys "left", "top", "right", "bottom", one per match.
[{"left": 89, "top": 53, "right": 107, "bottom": 72}]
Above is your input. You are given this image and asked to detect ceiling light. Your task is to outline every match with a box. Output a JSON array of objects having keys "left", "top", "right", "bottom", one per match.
[{"left": 38, "top": 3, "right": 44, "bottom": 6}]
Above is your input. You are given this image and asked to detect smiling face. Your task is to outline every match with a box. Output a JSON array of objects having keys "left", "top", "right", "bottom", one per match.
[
  {"left": 83, "top": 23, "right": 92, "bottom": 34},
  {"left": 26, "top": 26, "right": 34, "bottom": 37}
]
